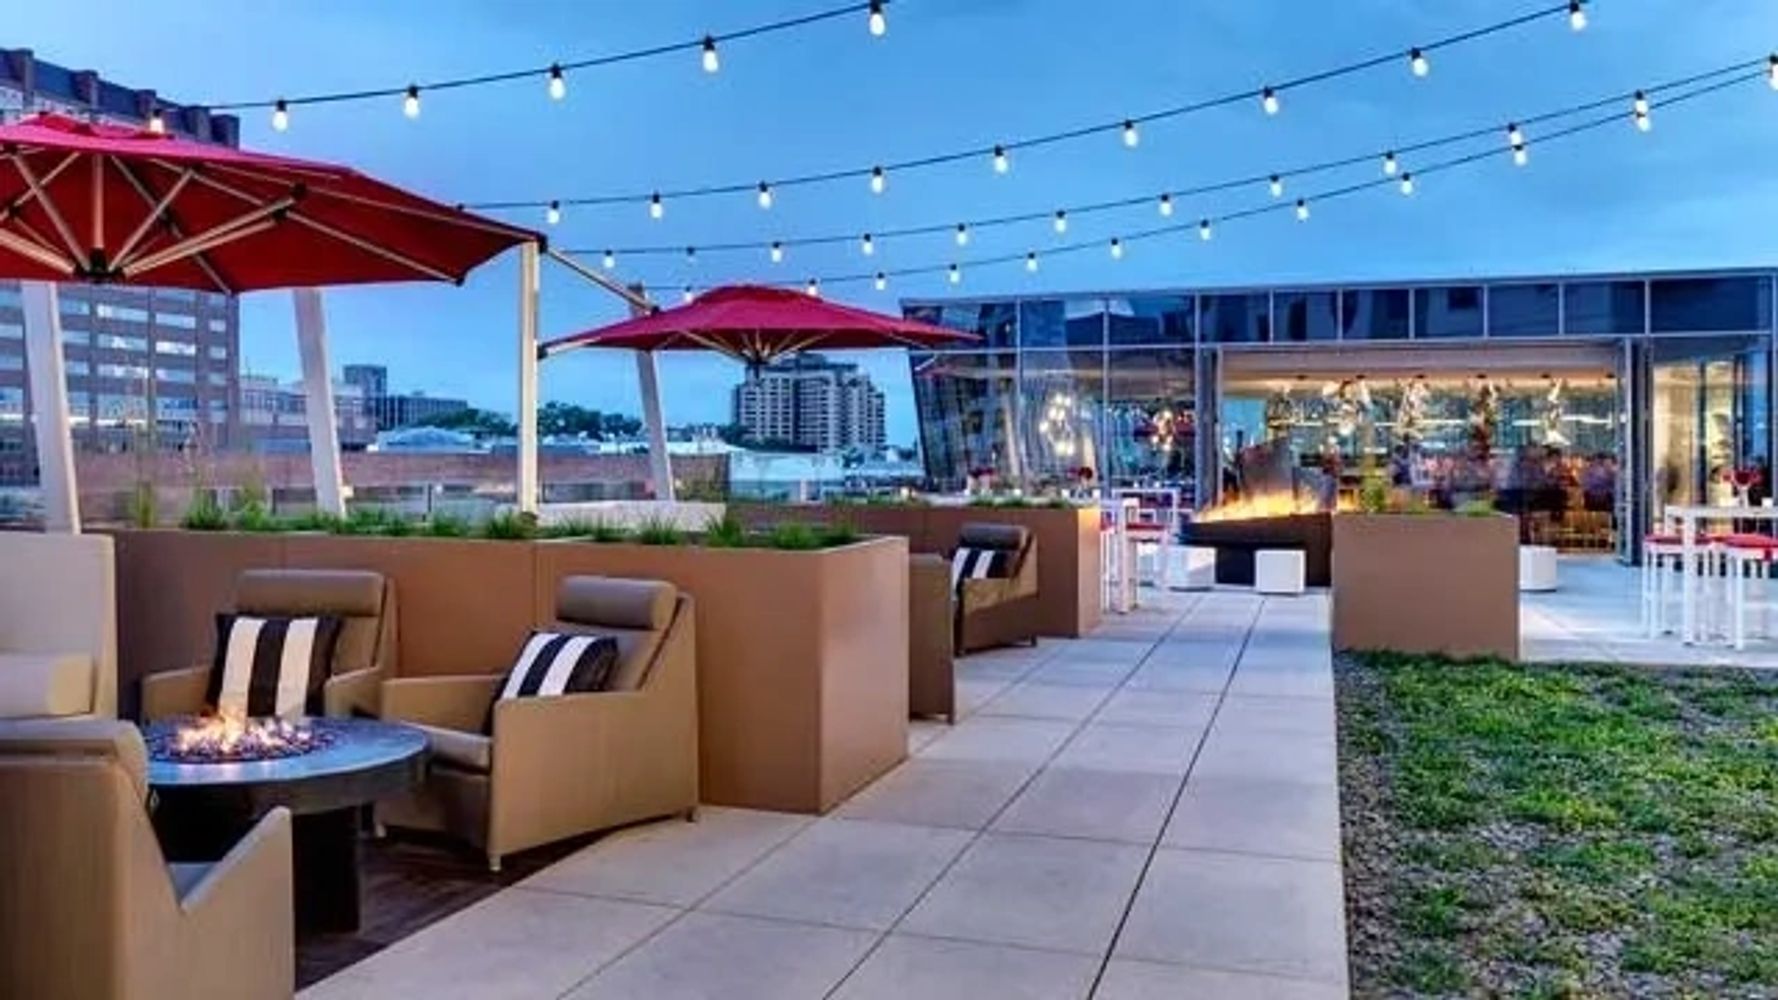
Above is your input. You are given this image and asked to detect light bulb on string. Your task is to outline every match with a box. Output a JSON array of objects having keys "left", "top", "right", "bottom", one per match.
[
  {"left": 1634, "top": 109, "right": 1651, "bottom": 132},
  {"left": 1633, "top": 90, "right": 1649, "bottom": 117},
  {"left": 1383, "top": 152, "right": 1399, "bottom": 176},
  {"left": 806, "top": 278, "right": 820, "bottom": 297},
  {"left": 1508, "top": 123, "right": 1525, "bottom": 148},
  {"left": 548, "top": 64, "right": 567, "bottom": 100},
  {"left": 681, "top": 287, "right": 694, "bottom": 304},
  {"left": 1158, "top": 193, "right": 1174, "bottom": 217},
  {"left": 147, "top": 107, "right": 165, "bottom": 134},
  {"left": 870, "top": 166, "right": 886, "bottom": 194},
  {"left": 1026, "top": 252, "right": 1039, "bottom": 273},
  {"left": 1409, "top": 48, "right": 1430, "bottom": 77},
  {"left": 1053, "top": 210, "right": 1068, "bottom": 234},
  {"left": 648, "top": 193, "right": 664, "bottom": 220},
  {"left": 701, "top": 36, "right": 720, "bottom": 73},
  {"left": 1568, "top": 0, "right": 1587, "bottom": 31},
  {"left": 1512, "top": 142, "right": 1529, "bottom": 167},
  {"left": 868, "top": 0, "right": 887, "bottom": 37},
  {"left": 602, "top": 250, "right": 616, "bottom": 270},
  {"left": 1295, "top": 199, "right": 1310, "bottom": 222},
  {"left": 1122, "top": 119, "right": 1140, "bottom": 148},
  {"left": 403, "top": 85, "right": 421, "bottom": 118},
  {"left": 1399, "top": 172, "right": 1415, "bottom": 196},
  {"left": 1109, "top": 238, "right": 1124, "bottom": 260},
  {"left": 546, "top": 201, "right": 561, "bottom": 226},
  {"left": 770, "top": 241, "right": 784, "bottom": 264},
  {"left": 1261, "top": 87, "right": 1280, "bottom": 116},
  {"left": 873, "top": 272, "right": 887, "bottom": 292},
  {"left": 1269, "top": 174, "right": 1284, "bottom": 198},
  {"left": 756, "top": 182, "right": 774, "bottom": 209},
  {"left": 948, "top": 263, "right": 961, "bottom": 284},
  {"left": 1769, "top": 54, "right": 1778, "bottom": 90},
  {"left": 955, "top": 223, "right": 970, "bottom": 247},
  {"left": 685, "top": 246, "right": 697, "bottom": 264},
  {"left": 861, "top": 233, "right": 875, "bottom": 256},
  {"left": 271, "top": 99, "right": 289, "bottom": 132},
  {"left": 1199, "top": 219, "right": 1214, "bottom": 241},
  {"left": 992, "top": 144, "right": 1010, "bottom": 174}
]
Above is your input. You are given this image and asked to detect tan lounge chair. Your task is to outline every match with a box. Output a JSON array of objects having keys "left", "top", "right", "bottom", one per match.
[
  {"left": 0, "top": 719, "right": 294, "bottom": 1000},
  {"left": 0, "top": 531, "right": 117, "bottom": 719},
  {"left": 378, "top": 576, "right": 699, "bottom": 871},
  {"left": 956, "top": 522, "right": 1041, "bottom": 654},
  {"left": 140, "top": 569, "right": 396, "bottom": 721},
  {"left": 909, "top": 554, "right": 956, "bottom": 722}
]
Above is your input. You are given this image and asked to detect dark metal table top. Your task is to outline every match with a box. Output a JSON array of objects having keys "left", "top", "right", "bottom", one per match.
[{"left": 143, "top": 716, "right": 429, "bottom": 816}]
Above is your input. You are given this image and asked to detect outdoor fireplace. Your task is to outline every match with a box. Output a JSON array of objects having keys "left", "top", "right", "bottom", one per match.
[
  {"left": 1183, "top": 491, "right": 1340, "bottom": 587},
  {"left": 145, "top": 712, "right": 336, "bottom": 764}
]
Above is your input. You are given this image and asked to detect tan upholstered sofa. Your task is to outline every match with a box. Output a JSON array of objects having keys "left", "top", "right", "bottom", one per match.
[
  {"left": 0, "top": 719, "right": 294, "bottom": 1000},
  {"left": 909, "top": 554, "right": 956, "bottom": 722},
  {"left": 0, "top": 531, "right": 117, "bottom": 719},
  {"left": 379, "top": 575, "right": 699, "bottom": 870},
  {"left": 140, "top": 568, "right": 396, "bottom": 721},
  {"left": 956, "top": 522, "right": 1041, "bottom": 654}
]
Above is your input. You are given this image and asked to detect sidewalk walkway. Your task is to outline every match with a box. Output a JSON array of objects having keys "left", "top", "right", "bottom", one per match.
[{"left": 304, "top": 590, "right": 1348, "bottom": 1000}]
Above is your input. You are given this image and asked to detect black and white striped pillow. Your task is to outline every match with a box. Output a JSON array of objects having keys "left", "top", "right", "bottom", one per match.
[
  {"left": 951, "top": 546, "right": 1013, "bottom": 591},
  {"left": 207, "top": 614, "right": 344, "bottom": 719},
  {"left": 485, "top": 632, "right": 620, "bottom": 733}
]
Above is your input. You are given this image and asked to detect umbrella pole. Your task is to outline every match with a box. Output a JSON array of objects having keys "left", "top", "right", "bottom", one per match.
[
  {"left": 517, "top": 241, "right": 541, "bottom": 515},
  {"left": 294, "top": 288, "right": 348, "bottom": 518},
  {"left": 635, "top": 349, "right": 675, "bottom": 503},
  {"left": 20, "top": 282, "right": 79, "bottom": 533}
]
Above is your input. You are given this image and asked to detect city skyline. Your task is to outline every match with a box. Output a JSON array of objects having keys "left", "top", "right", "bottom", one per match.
[{"left": 4, "top": 1, "right": 1777, "bottom": 447}]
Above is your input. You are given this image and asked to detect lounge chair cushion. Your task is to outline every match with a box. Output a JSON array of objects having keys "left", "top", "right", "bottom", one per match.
[
  {"left": 206, "top": 614, "right": 344, "bottom": 719},
  {"left": 0, "top": 652, "right": 94, "bottom": 719},
  {"left": 557, "top": 577, "right": 676, "bottom": 631},
  {"left": 411, "top": 722, "right": 493, "bottom": 773},
  {"left": 0, "top": 718, "right": 150, "bottom": 801},
  {"left": 235, "top": 569, "right": 388, "bottom": 675},
  {"left": 950, "top": 547, "right": 1014, "bottom": 591},
  {"left": 484, "top": 632, "right": 620, "bottom": 733}
]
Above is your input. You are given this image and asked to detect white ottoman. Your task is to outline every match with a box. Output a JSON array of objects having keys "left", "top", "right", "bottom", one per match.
[
  {"left": 1519, "top": 545, "right": 1558, "bottom": 592},
  {"left": 1255, "top": 549, "right": 1306, "bottom": 596},
  {"left": 1182, "top": 546, "right": 1217, "bottom": 591}
]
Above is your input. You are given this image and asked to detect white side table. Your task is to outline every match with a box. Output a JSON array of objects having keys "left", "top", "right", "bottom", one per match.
[
  {"left": 1182, "top": 546, "right": 1217, "bottom": 591},
  {"left": 1255, "top": 549, "right": 1306, "bottom": 596},
  {"left": 1518, "top": 545, "right": 1558, "bottom": 592}
]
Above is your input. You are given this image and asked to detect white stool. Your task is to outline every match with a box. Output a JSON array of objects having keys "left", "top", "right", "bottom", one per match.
[
  {"left": 1518, "top": 546, "right": 1558, "bottom": 592},
  {"left": 1641, "top": 533, "right": 1687, "bottom": 637},
  {"left": 1182, "top": 546, "right": 1217, "bottom": 591},
  {"left": 1254, "top": 549, "right": 1306, "bottom": 596},
  {"left": 1722, "top": 534, "right": 1778, "bottom": 649}
]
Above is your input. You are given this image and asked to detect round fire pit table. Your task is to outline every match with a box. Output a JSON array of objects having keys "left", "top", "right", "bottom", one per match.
[{"left": 143, "top": 716, "right": 429, "bottom": 935}]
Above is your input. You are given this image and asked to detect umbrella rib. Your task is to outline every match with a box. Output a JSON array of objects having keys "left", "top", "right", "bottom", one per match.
[
  {"left": 109, "top": 158, "right": 235, "bottom": 295},
  {"left": 286, "top": 211, "right": 457, "bottom": 282},
  {"left": 1, "top": 149, "right": 81, "bottom": 216},
  {"left": 10, "top": 152, "right": 86, "bottom": 266},
  {"left": 0, "top": 223, "right": 76, "bottom": 275},
  {"left": 122, "top": 197, "right": 295, "bottom": 278},
  {"left": 109, "top": 160, "right": 195, "bottom": 268}
]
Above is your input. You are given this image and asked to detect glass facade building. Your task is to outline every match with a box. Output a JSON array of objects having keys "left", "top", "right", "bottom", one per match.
[{"left": 907, "top": 269, "right": 1778, "bottom": 561}]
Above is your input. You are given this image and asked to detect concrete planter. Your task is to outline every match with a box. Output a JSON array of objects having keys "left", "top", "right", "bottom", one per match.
[
  {"left": 1330, "top": 513, "right": 1520, "bottom": 659},
  {"left": 729, "top": 502, "right": 1102, "bottom": 638}
]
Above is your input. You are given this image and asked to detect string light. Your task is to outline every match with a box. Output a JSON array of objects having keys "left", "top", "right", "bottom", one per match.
[
  {"left": 1158, "top": 193, "right": 1174, "bottom": 217},
  {"left": 806, "top": 278, "right": 820, "bottom": 297},
  {"left": 770, "top": 241, "right": 785, "bottom": 263},
  {"left": 1513, "top": 141, "right": 1530, "bottom": 166},
  {"left": 948, "top": 263, "right": 962, "bottom": 284},
  {"left": 1633, "top": 90, "right": 1650, "bottom": 116},
  {"left": 603, "top": 250, "right": 616, "bottom": 270},
  {"left": 685, "top": 246, "right": 697, "bottom": 263},
  {"left": 701, "top": 36, "right": 721, "bottom": 73},
  {"left": 1769, "top": 54, "right": 1778, "bottom": 89},
  {"left": 403, "top": 85, "right": 421, "bottom": 118},
  {"left": 1109, "top": 237, "right": 1124, "bottom": 260},
  {"left": 861, "top": 233, "right": 875, "bottom": 255},
  {"left": 1049, "top": 210, "right": 1066, "bottom": 234},
  {"left": 271, "top": 99, "right": 289, "bottom": 132},
  {"left": 1399, "top": 172, "right": 1416, "bottom": 195},
  {"left": 1199, "top": 219, "right": 1214, "bottom": 241},
  {"left": 1634, "top": 108, "right": 1652, "bottom": 132},
  {"left": 649, "top": 193, "right": 664, "bottom": 220},
  {"left": 546, "top": 200, "right": 561, "bottom": 226},
  {"left": 1269, "top": 174, "right": 1285, "bottom": 198},
  {"left": 873, "top": 272, "right": 887, "bottom": 291},
  {"left": 1508, "top": 123, "right": 1525, "bottom": 147},
  {"left": 870, "top": 166, "right": 887, "bottom": 194},
  {"left": 548, "top": 64, "right": 567, "bottom": 100},
  {"left": 1295, "top": 198, "right": 1311, "bottom": 221},
  {"left": 682, "top": 286, "right": 694, "bottom": 304},
  {"left": 992, "top": 144, "right": 1010, "bottom": 174},
  {"left": 1383, "top": 152, "right": 1399, "bottom": 176},
  {"left": 955, "top": 223, "right": 970, "bottom": 246},
  {"left": 757, "top": 182, "right": 774, "bottom": 209},
  {"left": 1632, "top": 91, "right": 1651, "bottom": 131},
  {"left": 1026, "top": 252, "right": 1039, "bottom": 272},
  {"left": 1261, "top": 86, "right": 1281, "bottom": 116},
  {"left": 147, "top": 107, "right": 165, "bottom": 134},
  {"left": 1122, "top": 119, "right": 1140, "bottom": 148},
  {"left": 1409, "top": 48, "right": 1430, "bottom": 77},
  {"left": 1568, "top": 0, "right": 1587, "bottom": 32},
  {"left": 868, "top": 0, "right": 887, "bottom": 37}
]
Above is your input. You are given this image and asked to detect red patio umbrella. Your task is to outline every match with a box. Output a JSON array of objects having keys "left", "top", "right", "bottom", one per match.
[
  {"left": 539, "top": 283, "right": 979, "bottom": 365},
  {"left": 0, "top": 113, "right": 535, "bottom": 292}
]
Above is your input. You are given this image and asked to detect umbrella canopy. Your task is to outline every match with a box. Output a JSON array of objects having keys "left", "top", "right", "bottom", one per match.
[
  {"left": 0, "top": 113, "right": 536, "bottom": 293},
  {"left": 540, "top": 283, "right": 979, "bottom": 365}
]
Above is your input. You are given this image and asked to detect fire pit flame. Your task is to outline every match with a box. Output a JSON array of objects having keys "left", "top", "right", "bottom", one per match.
[
  {"left": 1196, "top": 490, "right": 1354, "bottom": 522},
  {"left": 149, "top": 710, "right": 335, "bottom": 764}
]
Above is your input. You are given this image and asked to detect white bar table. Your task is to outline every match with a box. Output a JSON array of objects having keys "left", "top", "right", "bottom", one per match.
[{"left": 1666, "top": 504, "right": 1778, "bottom": 644}]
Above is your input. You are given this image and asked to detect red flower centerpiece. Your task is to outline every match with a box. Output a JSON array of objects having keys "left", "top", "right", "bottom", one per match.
[{"left": 1725, "top": 466, "right": 1764, "bottom": 506}]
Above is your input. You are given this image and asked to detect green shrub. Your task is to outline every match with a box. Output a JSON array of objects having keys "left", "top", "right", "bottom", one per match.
[
  {"left": 232, "top": 505, "right": 283, "bottom": 533},
  {"left": 127, "top": 481, "right": 157, "bottom": 528},
  {"left": 539, "top": 517, "right": 602, "bottom": 539},
  {"left": 480, "top": 511, "right": 537, "bottom": 540},
  {"left": 1358, "top": 472, "right": 1389, "bottom": 514},
  {"left": 1457, "top": 498, "right": 1496, "bottom": 517},
  {"left": 423, "top": 513, "right": 471, "bottom": 538},
  {"left": 818, "top": 522, "right": 860, "bottom": 547},
  {"left": 179, "top": 490, "right": 228, "bottom": 531},
  {"left": 633, "top": 516, "right": 685, "bottom": 546},
  {"left": 587, "top": 519, "right": 631, "bottom": 543},
  {"left": 766, "top": 521, "right": 823, "bottom": 550},
  {"left": 281, "top": 509, "right": 343, "bottom": 533},
  {"left": 701, "top": 512, "right": 749, "bottom": 548},
  {"left": 338, "top": 507, "right": 405, "bottom": 536}
]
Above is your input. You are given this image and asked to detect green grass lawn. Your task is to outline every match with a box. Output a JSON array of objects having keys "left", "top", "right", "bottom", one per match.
[{"left": 1338, "top": 654, "right": 1778, "bottom": 998}]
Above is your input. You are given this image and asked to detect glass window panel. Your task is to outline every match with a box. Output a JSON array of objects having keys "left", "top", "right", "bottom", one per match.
[
  {"left": 0, "top": 321, "right": 20, "bottom": 339},
  {"left": 59, "top": 298, "right": 90, "bottom": 317},
  {"left": 1488, "top": 283, "right": 1560, "bottom": 337},
  {"left": 1272, "top": 291, "right": 1338, "bottom": 342},
  {"left": 95, "top": 304, "right": 149, "bottom": 323},
  {"left": 95, "top": 334, "right": 148, "bottom": 353},
  {"left": 1413, "top": 286, "right": 1483, "bottom": 339},
  {"left": 1019, "top": 298, "right": 1106, "bottom": 349},
  {"left": 1106, "top": 295, "right": 1193, "bottom": 345},
  {"left": 0, "top": 352, "right": 20, "bottom": 370},
  {"left": 1203, "top": 294, "right": 1269, "bottom": 343},
  {"left": 1020, "top": 349, "right": 1105, "bottom": 486},
  {"left": 908, "top": 351, "right": 1020, "bottom": 490},
  {"left": 1565, "top": 281, "right": 1645, "bottom": 334},
  {"left": 155, "top": 312, "right": 198, "bottom": 329},
  {"left": 904, "top": 303, "right": 1015, "bottom": 349},
  {"left": 1103, "top": 348, "right": 1194, "bottom": 491},
  {"left": 0, "top": 286, "right": 20, "bottom": 309},
  {"left": 1339, "top": 289, "right": 1410, "bottom": 340},
  {"left": 1650, "top": 276, "right": 1771, "bottom": 333},
  {"left": 155, "top": 340, "right": 197, "bottom": 356}
]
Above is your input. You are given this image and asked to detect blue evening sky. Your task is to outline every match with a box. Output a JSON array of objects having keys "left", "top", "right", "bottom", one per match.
[{"left": 9, "top": 1, "right": 1778, "bottom": 444}]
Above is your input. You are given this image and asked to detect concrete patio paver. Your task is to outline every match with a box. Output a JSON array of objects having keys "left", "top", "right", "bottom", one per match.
[
  {"left": 561, "top": 911, "right": 878, "bottom": 1000},
  {"left": 833, "top": 934, "right": 1099, "bottom": 1000}
]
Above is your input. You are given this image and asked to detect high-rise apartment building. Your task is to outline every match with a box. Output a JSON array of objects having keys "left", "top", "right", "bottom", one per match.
[
  {"left": 342, "top": 363, "right": 470, "bottom": 431},
  {"left": 732, "top": 353, "right": 886, "bottom": 453},
  {"left": 0, "top": 49, "right": 241, "bottom": 485}
]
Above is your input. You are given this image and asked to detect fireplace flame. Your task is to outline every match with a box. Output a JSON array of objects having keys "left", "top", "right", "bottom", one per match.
[
  {"left": 165, "top": 710, "right": 325, "bottom": 762},
  {"left": 1196, "top": 490, "right": 1355, "bottom": 522}
]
